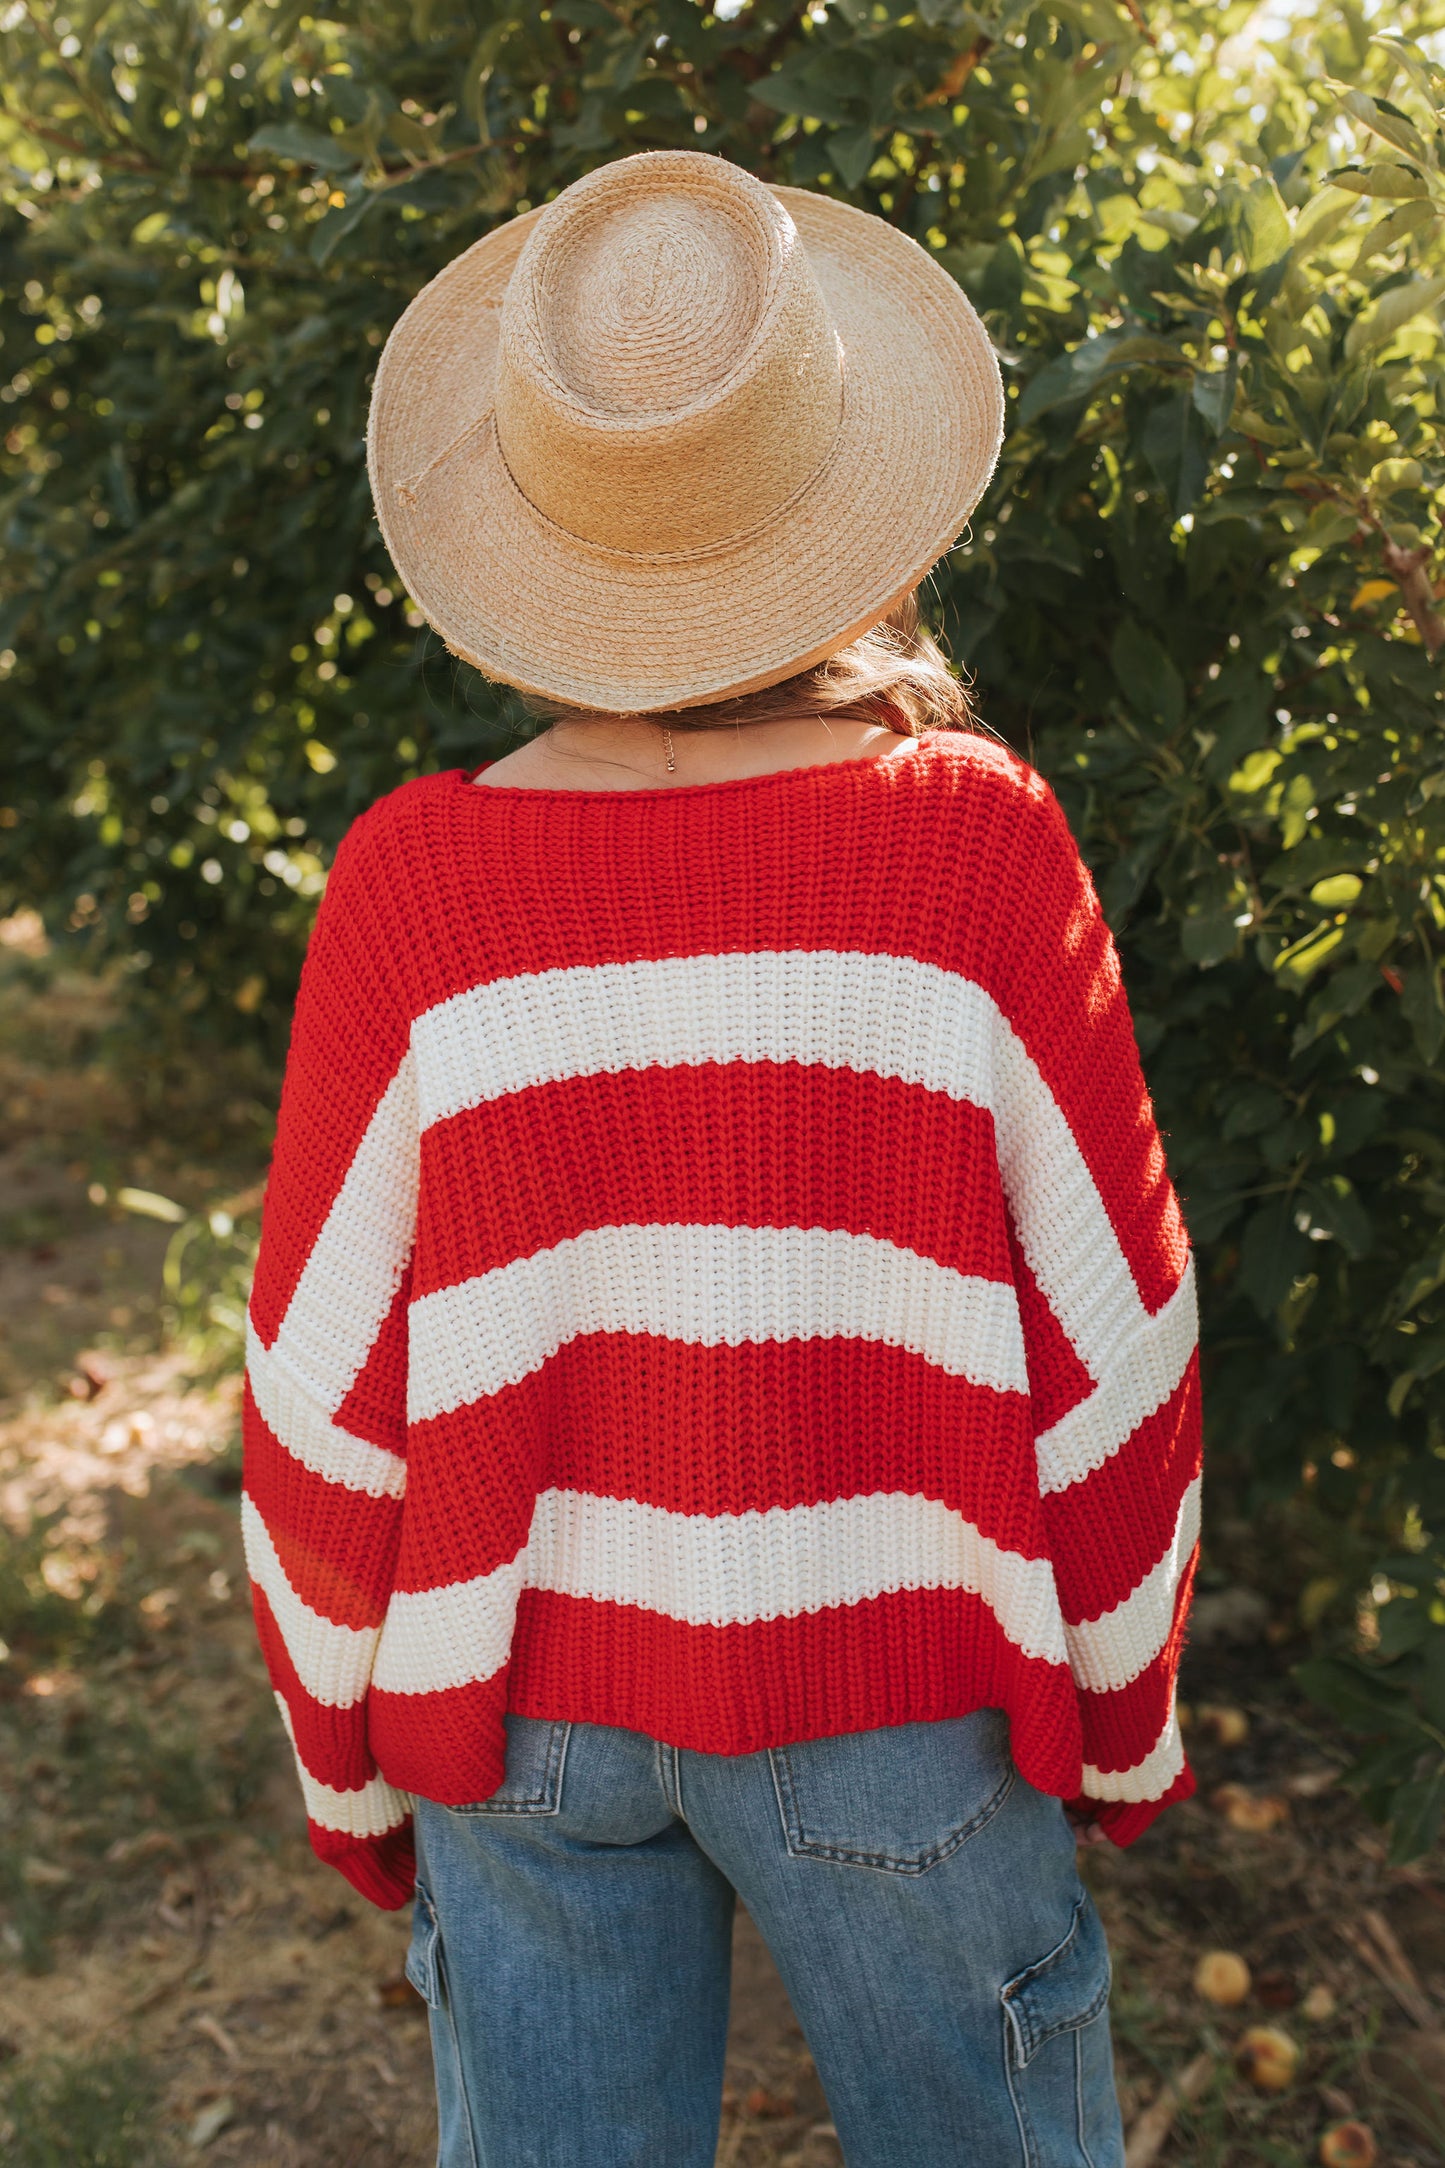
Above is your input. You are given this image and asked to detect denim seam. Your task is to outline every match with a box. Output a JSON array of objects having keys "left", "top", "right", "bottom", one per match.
[
  {"left": 1075, "top": 2025, "right": 1098, "bottom": 2168},
  {"left": 655, "top": 1738, "right": 684, "bottom": 1819},
  {"left": 1002, "top": 2004, "right": 1037, "bottom": 2168},
  {"left": 445, "top": 1718, "right": 572, "bottom": 1817},
  {"left": 1000, "top": 1893, "right": 1112, "bottom": 2060},
  {"left": 768, "top": 1752, "right": 1015, "bottom": 1873},
  {"left": 409, "top": 1887, "right": 481, "bottom": 2168}
]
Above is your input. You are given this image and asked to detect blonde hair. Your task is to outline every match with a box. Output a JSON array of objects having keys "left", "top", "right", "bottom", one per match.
[{"left": 530, "top": 590, "right": 975, "bottom": 740}]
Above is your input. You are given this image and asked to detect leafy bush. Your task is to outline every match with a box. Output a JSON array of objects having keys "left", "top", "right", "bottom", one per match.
[{"left": 1, "top": 0, "right": 1441, "bottom": 1847}]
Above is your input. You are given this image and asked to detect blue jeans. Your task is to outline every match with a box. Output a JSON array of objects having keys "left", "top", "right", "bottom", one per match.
[{"left": 407, "top": 1710, "right": 1124, "bottom": 2168}]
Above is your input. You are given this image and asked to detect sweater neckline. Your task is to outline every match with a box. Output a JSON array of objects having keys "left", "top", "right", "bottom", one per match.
[{"left": 456, "top": 729, "right": 943, "bottom": 803}]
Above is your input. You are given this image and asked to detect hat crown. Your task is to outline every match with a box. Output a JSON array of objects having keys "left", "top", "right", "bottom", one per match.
[{"left": 494, "top": 153, "right": 843, "bottom": 555}]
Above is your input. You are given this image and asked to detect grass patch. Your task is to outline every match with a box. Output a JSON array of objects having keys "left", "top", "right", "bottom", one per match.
[{"left": 0, "top": 2048, "right": 168, "bottom": 2167}]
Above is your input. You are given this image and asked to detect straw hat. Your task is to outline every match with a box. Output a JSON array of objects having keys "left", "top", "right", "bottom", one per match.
[{"left": 367, "top": 150, "right": 1003, "bottom": 714}]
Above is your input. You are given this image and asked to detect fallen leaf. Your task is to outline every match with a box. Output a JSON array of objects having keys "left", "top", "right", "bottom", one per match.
[
  {"left": 1124, "top": 2051, "right": 1214, "bottom": 2166},
  {"left": 375, "top": 1973, "right": 426, "bottom": 2010},
  {"left": 1256, "top": 1967, "right": 1298, "bottom": 2009},
  {"left": 192, "top": 2013, "right": 241, "bottom": 2063},
  {"left": 743, "top": 2087, "right": 796, "bottom": 2118},
  {"left": 187, "top": 2095, "right": 235, "bottom": 2148}
]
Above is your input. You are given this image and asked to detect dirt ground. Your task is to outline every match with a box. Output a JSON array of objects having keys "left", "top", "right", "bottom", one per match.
[{"left": 2, "top": 915, "right": 1443, "bottom": 2167}]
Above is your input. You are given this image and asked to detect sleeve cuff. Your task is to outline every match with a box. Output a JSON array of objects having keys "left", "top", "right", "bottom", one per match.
[
  {"left": 1071, "top": 1762, "right": 1196, "bottom": 1848},
  {"left": 309, "top": 1816, "right": 417, "bottom": 1910}
]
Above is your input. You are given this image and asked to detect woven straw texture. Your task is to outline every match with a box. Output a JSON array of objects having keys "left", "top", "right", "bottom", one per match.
[{"left": 366, "top": 151, "right": 1004, "bottom": 713}]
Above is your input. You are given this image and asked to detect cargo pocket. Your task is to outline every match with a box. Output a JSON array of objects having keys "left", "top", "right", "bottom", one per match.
[
  {"left": 407, "top": 1884, "right": 480, "bottom": 2168},
  {"left": 769, "top": 1711, "right": 1014, "bottom": 1873},
  {"left": 1001, "top": 1890, "right": 1121, "bottom": 2168},
  {"left": 446, "top": 1713, "right": 571, "bottom": 1817}
]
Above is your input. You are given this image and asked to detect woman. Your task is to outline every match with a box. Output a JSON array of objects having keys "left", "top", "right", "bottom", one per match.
[{"left": 243, "top": 151, "right": 1201, "bottom": 2167}]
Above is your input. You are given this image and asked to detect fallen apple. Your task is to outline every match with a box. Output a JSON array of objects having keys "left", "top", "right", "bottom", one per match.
[
  {"left": 1318, "top": 2120, "right": 1376, "bottom": 2168},
  {"left": 1212, "top": 1783, "right": 1290, "bottom": 1832},
  {"left": 1193, "top": 1950, "right": 1251, "bottom": 2007},
  {"left": 1235, "top": 2025, "right": 1299, "bottom": 2093},
  {"left": 1301, "top": 1983, "right": 1337, "bottom": 2022}
]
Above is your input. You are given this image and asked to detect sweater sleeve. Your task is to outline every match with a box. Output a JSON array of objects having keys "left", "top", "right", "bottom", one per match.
[
  {"left": 241, "top": 816, "right": 419, "bottom": 1909},
  {"left": 989, "top": 767, "right": 1201, "bottom": 1845}
]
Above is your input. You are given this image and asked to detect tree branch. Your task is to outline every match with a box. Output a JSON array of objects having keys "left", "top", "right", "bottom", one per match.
[{"left": 1379, "top": 537, "right": 1445, "bottom": 656}]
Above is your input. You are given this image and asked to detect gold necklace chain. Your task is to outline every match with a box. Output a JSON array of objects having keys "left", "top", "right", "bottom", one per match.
[{"left": 663, "top": 726, "right": 676, "bottom": 774}]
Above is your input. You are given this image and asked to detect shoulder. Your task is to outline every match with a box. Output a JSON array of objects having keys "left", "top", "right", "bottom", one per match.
[
  {"left": 322, "top": 770, "right": 463, "bottom": 887},
  {"left": 914, "top": 731, "right": 1077, "bottom": 858}
]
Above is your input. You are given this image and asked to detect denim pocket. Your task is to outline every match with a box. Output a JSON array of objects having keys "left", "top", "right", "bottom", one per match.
[
  {"left": 405, "top": 1882, "right": 445, "bottom": 2008},
  {"left": 407, "top": 1881, "right": 482, "bottom": 2168},
  {"left": 1002, "top": 1890, "right": 1121, "bottom": 2168},
  {"left": 768, "top": 1711, "right": 1014, "bottom": 1873},
  {"left": 446, "top": 1712, "right": 572, "bottom": 1817}
]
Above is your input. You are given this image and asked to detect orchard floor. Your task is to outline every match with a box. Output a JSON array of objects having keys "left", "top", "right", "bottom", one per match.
[{"left": 1, "top": 924, "right": 1443, "bottom": 2168}]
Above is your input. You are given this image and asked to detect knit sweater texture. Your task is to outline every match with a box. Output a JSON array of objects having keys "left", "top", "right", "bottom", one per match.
[{"left": 242, "top": 731, "right": 1202, "bottom": 1911}]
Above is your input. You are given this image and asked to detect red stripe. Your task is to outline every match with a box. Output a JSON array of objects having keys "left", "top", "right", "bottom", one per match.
[
  {"left": 1045, "top": 1360, "right": 1202, "bottom": 1621},
  {"left": 1074, "top": 1551, "right": 1198, "bottom": 1773},
  {"left": 248, "top": 820, "right": 412, "bottom": 1345},
  {"left": 368, "top": 1586, "right": 1080, "bottom": 1805},
  {"left": 1008, "top": 1230, "right": 1095, "bottom": 1433},
  {"left": 995, "top": 783, "right": 1189, "bottom": 1315},
  {"left": 396, "top": 1335, "right": 1038, "bottom": 1594},
  {"left": 1078, "top": 1766, "right": 1195, "bottom": 1848},
  {"left": 369, "top": 1667, "right": 511, "bottom": 1805},
  {"left": 511, "top": 1586, "right": 1081, "bottom": 1794},
  {"left": 333, "top": 1267, "right": 413, "bottom": 1455},
  {"left": 243, "top": 1389, "right": 399, "bottom": 1626},
  {"left": 307, "top": 1819, "right": 415, "bottom": 1911},
  {"left": 415, "top": 1066, "right": 1008, "bottom": 1293}
]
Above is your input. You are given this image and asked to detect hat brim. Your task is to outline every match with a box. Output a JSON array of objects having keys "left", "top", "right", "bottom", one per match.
[{"left": 366, "top": 185, "right": 1003, "bottom": 714}]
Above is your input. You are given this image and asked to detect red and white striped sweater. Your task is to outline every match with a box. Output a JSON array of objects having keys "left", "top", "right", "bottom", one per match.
[{"left": 242, "top": 730, "right": 1201, "bottom": 1911}]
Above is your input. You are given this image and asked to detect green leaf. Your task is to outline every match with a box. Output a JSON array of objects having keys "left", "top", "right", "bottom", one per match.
[
  {"left": 246, "top": 122, "right": 359, "bottom": 173},
  {"left": 1110, "top": 618, "right": 1186, "bottom": 729},
  {"left": 1238, "top": 1202, "right": 1312, "bottom": 1313},
  {"left": 1180, "top": 909, "right": 1241, "bottom": 967},
  {"left": 1345, "top": 273, "right": 1445, "bottom": 360},
  {"left": 1293, "top": 1656, "right": 1417, "bottom": 1737},
  {"left": 309, "top": 187, "right": 376, "bottom": 266},
  {"left": 752, "top": 55, "right": 859, "bottom": 125},
  {"left": 1140, "top": 391, "right": 1209, "bottom": 516},
  {"left": 1352, "top": 197, "right": 1439, "bottom": 268},
  {"left": 1191, "top": 356, "right": 1238, "bottom": 437},
  {"left": 1400, "top": 962, "right": 1445, "bottom": 1062},
  {"left": 1327, "top": 163, "right": 1430, "bottom": 198},
  {"left": 1016, "top": 330, "right": 1131, "bottom": 425},
  {"left": 1304, "top": 1174, "right": 1373, "bottom": 1258},
  {"left": 1234, "top": 175, "right": 1290, "bottom": 271},
  {"left": 826, "top": 123, "right": 877, "bottom": 189},
  {"left": 1387, "top": 1765, "right": 1445, "bottom": 1865},
  {"left": 1388, "top": 1335, "right": 1445, "bottom": 1417}
]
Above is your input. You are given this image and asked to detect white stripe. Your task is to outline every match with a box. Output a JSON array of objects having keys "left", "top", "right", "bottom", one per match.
[
  {"left": 241, "top": 1493, "right": 380, "bottom": 1710},
  {"left": 265, "top": 1050, "right": 419, "bottom": 1417},
  {"left": 1082, "top": 1700, "right": 1185, "bottom": 1803},
  {"left": 274, "top": 1694, "right": 410, "bottom": 1840},
  {"left": 406, "top": 1223, "right": 1028, "bottom": 1423},
  {"left": 408, "top": 949, "right": 1195, "bottom": 1477},
  {"left": 246, "top": 1317, "right": 406, "bottom": 1502},
  {"left": 411, "top": 949, "right": 999, "bottom": 1131},
  {"left": 370, "top": 1487, "right": 1066, "bottom": 1697},
  {"left": 1066, "top": 1475, "right": 1202, "bottom": 1694},
  {"left": 1034, "top": 1259, "right": 1198, "bottom": 1496}
]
